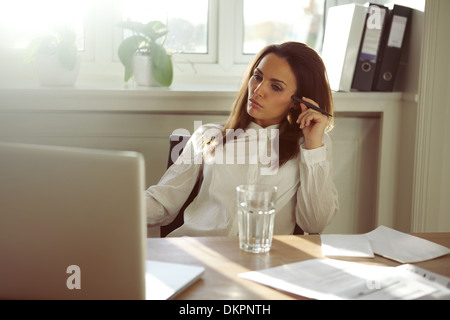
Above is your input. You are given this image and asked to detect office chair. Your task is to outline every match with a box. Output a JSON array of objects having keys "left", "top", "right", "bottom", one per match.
[
  {"left": 160, "top": 134, "right": 201, "bottom": 237},
  {"left": 160, "top": 134, "right": 304, "bottom": 237}
]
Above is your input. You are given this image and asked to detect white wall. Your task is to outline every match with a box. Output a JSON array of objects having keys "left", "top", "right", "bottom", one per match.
[
  {"left": 431, "top": 0, "right": 450, "bottom": 232},
  {"left": 0, "top": 88, "right": 404, "bottom": 235},
  {"left": 2, "top": 0, "right": 448, "bottom": 234},
  {"left": 440, "top": 78, "right": 450, "bottom": 230},
  {"left": 411, "top": 0, "right": 450, "bottom": 232}
]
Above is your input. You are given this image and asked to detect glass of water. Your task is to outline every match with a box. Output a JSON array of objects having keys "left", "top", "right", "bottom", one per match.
[{"left": 236, "top": 185, "right": 277, "bottom": 253}]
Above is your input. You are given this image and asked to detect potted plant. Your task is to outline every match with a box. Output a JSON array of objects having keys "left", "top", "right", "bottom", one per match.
[
  {"left": 117, "top": 20, "right": 173, "bottom": 87},
  {"left": 27, "top": 26, "right": 80, "bottom": 86}
]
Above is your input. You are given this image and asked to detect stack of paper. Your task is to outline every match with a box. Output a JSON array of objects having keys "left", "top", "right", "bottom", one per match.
[
  {"left": 239, "top": 226, "right": 450, "bottom": 300},
  {"left": 239, "top": 259, "right": 450, "bottom": 300},
  {"left": 320, "top": 226, "right": 450, "bottom": 263}
]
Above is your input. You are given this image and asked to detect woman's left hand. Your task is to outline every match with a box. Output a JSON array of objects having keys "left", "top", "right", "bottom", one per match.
[{"left": 296, "top": 97, "right": 329, "bottom": 150}]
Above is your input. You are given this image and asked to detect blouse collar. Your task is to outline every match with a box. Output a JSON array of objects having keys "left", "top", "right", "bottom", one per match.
[{"left": 247, "top": 121, "right": 280, "bottom": 131}]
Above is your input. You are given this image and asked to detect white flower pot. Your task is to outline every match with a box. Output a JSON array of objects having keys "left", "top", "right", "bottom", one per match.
[
  {"left": 132, "top": 54, "right": 160, "bottom": 87},
  {"left": 35, "top": 54, "right": 80, "bottom": 87}
]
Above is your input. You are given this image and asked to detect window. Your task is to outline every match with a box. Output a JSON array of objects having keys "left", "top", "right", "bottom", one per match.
[
  {"left": 0, "top": 0, "right": 425, "bottom": 86},
  {"left": 0, "top": 0, "right": 89, "bottom": 50},
  {"left": 110, "top": 0, "right": 217, "bottom": 67},
  {"left": 237, "top": 0, "right": 325, "bottom": 63},
  {"left": 121, "top": 0, "right": 210, "bottom": 54}
]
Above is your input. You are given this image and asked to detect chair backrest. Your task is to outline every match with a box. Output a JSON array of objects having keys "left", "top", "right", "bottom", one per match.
[
  {"left": 160, "top": 134, "right": 200, "bottom": 237},
  {"left": 166, "top": 134, "right": 190, "bottom": 168}
]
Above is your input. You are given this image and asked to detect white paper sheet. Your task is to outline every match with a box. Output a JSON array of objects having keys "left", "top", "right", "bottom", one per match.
[
  {"left": 319, "top": 226, "right": 450, "bottom": 263},
  {"left": 365, "top": 226, "right": 450, "bottom": 263},
  {"left": 320, "top": 234, "right": 374, "bottom": 258},
  {"left": 145, "top": 260, "right": 205, "bottom": 300},
  {"left": 239, "top": 259, "right": 450, "bottom": 300}
]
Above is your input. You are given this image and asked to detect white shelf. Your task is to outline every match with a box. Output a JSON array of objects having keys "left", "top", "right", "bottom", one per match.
[{"left": 0, "top": 86, "right": 404, "bottom": 114}]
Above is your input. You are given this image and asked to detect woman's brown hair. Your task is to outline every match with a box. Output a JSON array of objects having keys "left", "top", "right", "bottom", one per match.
[{"left": 220, "top": 42, "right": 334, "bottom": 167}]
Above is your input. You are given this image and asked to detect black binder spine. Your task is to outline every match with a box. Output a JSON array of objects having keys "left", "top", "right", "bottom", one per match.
[
  {"left": 373, "top": 5, "right": 412, "bottom": 92},
  {"left": 351, "top": 4, "right": 389, "bottom": 92}
]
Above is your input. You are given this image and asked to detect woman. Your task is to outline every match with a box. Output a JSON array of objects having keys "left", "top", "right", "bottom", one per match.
[{"left": 146, "top": 42, "right": 338, "bottom": 236}]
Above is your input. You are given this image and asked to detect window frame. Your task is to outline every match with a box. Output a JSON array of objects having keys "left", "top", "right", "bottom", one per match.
[
  {"left": 233, "top": 0, "right": 253, "bottom": 65},
  {"left": 86, "top": 0, "right": 252, "bottom": 83},
  {"left": 1, "top": 0, "right": 424, "bottom": 86},
  {"left": 110, "top": 0, "right": 218, "bottom": 65}
]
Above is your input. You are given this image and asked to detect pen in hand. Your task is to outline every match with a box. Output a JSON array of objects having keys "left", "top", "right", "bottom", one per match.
[{"left": 291, "top": 95, "right": 333, "bottom": 118}]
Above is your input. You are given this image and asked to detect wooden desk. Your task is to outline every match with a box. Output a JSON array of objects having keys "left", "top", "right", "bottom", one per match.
[{"left": 146, "top": 233, "right": 450, "bottom": 300}]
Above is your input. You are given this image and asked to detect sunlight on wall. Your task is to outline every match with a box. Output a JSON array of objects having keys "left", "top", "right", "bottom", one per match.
[{"left": 0, "top": 0, "right": 89, "bottom": 49}]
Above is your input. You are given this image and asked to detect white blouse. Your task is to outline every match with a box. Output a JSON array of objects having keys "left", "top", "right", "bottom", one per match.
[{"left": 146, "top": 122, "right": 339, "bottom": 236}]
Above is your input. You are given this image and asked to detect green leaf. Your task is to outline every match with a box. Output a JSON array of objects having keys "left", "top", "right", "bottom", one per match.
[
  {"left": 117, "top": 35, "right": 146, "bottom": 82},
  {"left": 143, "top": 21, "right": 168, "bottom": 41},
  {"left": 149, "top": 42, "right": 168, "bottom": 68},
  {"left": 146, "top": 21, "right": 166, "bottom": 32},
  {"left": 124, "top": 65, "right": 134, "bottom": 83},
  {"left": 149, "top": 42, "right": 173, "bottom": 86},
  {"left": 25, "top": 35, "right": 55, "bottom": 63},
  {"left": 152, "top": 53, "right": 173, "bottom": 87}
]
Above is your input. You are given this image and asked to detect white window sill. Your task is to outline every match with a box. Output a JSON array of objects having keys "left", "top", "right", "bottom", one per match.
[{"left": 0, "top": 83, "right": 408, "bottom": 114}]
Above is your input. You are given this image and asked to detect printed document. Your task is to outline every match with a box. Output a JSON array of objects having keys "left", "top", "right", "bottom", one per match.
[
  {"left": 239, "top": 259, "right": 450, "bottom": 300},
  {"left": 320, "top": 226, "right": 450, "bottom": 263},
  {"left": 365, "top": 226, "right": 450, "bottom": 263},
  {"left": 321, "top": 234, "right": 374, "bottom": 258}
]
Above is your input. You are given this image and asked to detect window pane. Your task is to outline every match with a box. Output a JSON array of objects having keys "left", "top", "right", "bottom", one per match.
[
  {"left": 242, "top": 0, "right": 325, "bottom": 54},
  {"left": 122, "top": 0, "right": 209, "bottom": 54},
  {"left": 0, "top": 0, "right": 87, "bottom": 50}
]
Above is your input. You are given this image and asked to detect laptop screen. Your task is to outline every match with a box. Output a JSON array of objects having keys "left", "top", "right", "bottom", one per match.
[{"left": 0, "top": 142, "right": 147, "bottom": 299}]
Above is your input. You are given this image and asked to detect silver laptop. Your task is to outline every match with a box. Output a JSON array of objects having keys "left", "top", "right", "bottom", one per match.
[{"left": 0, "top": 142, "right": 204, "bottom": 300}]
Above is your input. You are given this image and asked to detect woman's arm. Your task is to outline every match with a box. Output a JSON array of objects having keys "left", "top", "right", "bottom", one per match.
[
  {"left": 295, "top": 133, "right": 339, "bottom": 233},
  {"left": 145, "top": 129, "right": 204, "bottom": 226}
]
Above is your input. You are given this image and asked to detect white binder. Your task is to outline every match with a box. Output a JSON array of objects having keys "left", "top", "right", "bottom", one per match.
[{"left": 321, "top": 4, "right": 367, "bottom": 92}]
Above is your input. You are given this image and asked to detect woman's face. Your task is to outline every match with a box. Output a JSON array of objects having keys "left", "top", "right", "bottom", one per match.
[{"left": 247, "top": 53, "right": 297, "bottom": 128}]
